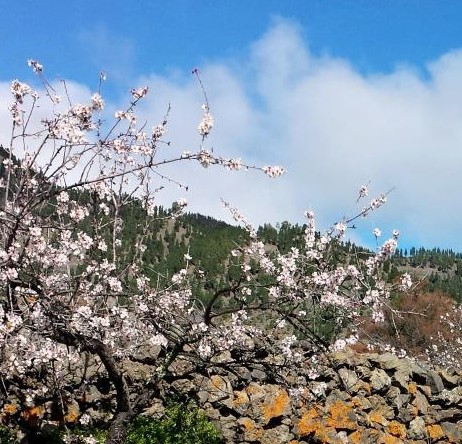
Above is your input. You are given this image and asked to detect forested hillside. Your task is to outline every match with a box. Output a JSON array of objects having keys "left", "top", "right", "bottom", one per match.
[{"left": 135, "top": 208, "right": 462, "bottom": 303}]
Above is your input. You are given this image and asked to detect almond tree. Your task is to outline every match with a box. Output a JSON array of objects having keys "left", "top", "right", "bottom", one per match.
[{"left": 0, "top": 61, "right": 404, "bottom": 443}]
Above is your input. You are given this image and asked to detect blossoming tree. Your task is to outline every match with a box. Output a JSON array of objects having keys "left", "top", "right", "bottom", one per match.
[{"left": 0, "top": 61, "right": 407, "bottom": 443}]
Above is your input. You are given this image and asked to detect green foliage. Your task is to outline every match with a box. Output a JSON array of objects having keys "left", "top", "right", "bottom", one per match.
[
  {"left": 127, "top": 402, "right": 222, "bottom": 444},
  {"left": 66, "top": 427, "right": 107, "bottom": 444},
  {"left": 0, "top": 425, "right": 16, "bottom": 444}
]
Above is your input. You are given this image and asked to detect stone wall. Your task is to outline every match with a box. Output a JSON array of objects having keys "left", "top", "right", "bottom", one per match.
[
  {"left": 2, "top": 348, "right": 462, "bottom": 443},
  {"left": 200, "top": 348, "right": 462, "bottom": 443}
]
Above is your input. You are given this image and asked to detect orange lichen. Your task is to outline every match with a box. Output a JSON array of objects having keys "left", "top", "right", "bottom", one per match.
[
  {"left": 233, "top": 390, "right": 249, "bottom": 406},
  {"left": 262, "top": 388, "right": 290, "bottom": 423},
  {"left": 64, "top": 405, "right": 80, "bottom": 424},
  {"left": 348, "top": 430, "right": 363, "bottom": 444},
  {"left": 369, "top": 410, "right": 389, "bottom": 427},
  {"left": 210, "top": 374, "right": 225, "bottom": 389},
  {"left": 2, "top": 404, "right": 17, "bottom": 415},
  {"left": 297, "top": 407, "right": 321, "bottom": 436},
  {"left": 21, "top": 405, "right": 44, "bottom": 427},
  {"left": 426, "top": 424, "right": 444, "bottom": 441},
  {"left": 387, "top": 421, "right": 406, "bottom": 439},
  {"left": 240, "top": 417, "right": 255, "bottom": 430},
  {"left": 349, "top": 429, "right": 383, "bottom": 444},
  {"left": 407, "top": 382, "right": 417, "bottom": 395},
  {"left": 380, "top": 433, "right": 405, "bottom": 444},
  {"left": 326, "top": 400, "right": 357, "bottom": 430},
  {"left": 239, "top": 417, "right": 263, "bottom": 441}
]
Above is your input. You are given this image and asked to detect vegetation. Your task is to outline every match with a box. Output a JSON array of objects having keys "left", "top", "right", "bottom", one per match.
[
  {"left": 126, "top": 402, "right": 221, "bottom": 444},
  {"left": 1, "top": 61, "right": 461, "bottom": 444}
]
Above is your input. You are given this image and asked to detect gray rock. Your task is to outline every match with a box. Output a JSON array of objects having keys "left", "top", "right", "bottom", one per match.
[
  {"left": 441, "top": 421, "right": 462, "bottom": 442},
  {"left": 440, "top": 369, "right": 460, "bottom": 387},
  {"left": 426, "top": 370, "right": 445, "bottom": 395},
  {"left": 261, "top": 425, "right": 293, "bottom": 444},
  {"left": 408, "top": 416, "right": 426, "bottom": 439},
  {"left": 413, "top": 391, "right": 430, "bottom": 415},
  {"left": 370, "top": 352, "right": 403, "bottom": 370},
  {"left": 370, "top": 368, "right": 391, "bottom": 392},
  {"left": 251, "top": 369, "right": 267, "bottom": 381},
  {"left": 397, "top": 406, "right": 414, "bottom": 423},
  {"left": 394, "top": 393, "right": 411, "bottom": 411},
  {"left": 338, "top": 367, "right": 359, "bottom": 390},
  {"left": 393, "top": 370, "right": 411, "bottom": 391},
  {"left": 437, "top": 386, "right": 462, "bottom": 405}
]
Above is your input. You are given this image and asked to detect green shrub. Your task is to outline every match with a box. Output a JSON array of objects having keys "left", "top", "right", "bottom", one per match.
[
  {"left": 0, "top": 425, "right": 16, "bottom": 444},
  {"left": 127, "top": 402, "right": 222, "bottom": 444}
]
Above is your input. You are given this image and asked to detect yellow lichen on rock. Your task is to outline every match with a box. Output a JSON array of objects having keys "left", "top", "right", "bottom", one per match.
[
  {"left": 368, "top": 410, "right": 389, "bottom": 427},
  {"left": 64, "top": 402, "right": 80, "bottom": 423},
  {"left": 2, "top": 404, "right": 17, "bottom": 415},
  {"left": 262, "top": 388, "right": 290, "bottom": 423},
  {"left": 388, "top": 420, "right": 407, "bottom": 439},
  {"left": 297, "top": 406, "right": 321, "bottom": 436},
  {"left": 380, "top": 433, "right": 405, "bottom": 444},
  {"left": 21, "top": 405, "right": 44, "bottom": 427},
  {"left": 407, "top": 382, "right": 417, "bottom": 395},
  {"left": 426, "top": 424, "right": 444, "bottom": 441},
  {"left": 233, "top": 390, "right": 249, "bottom": 406},
  {"left": 326, "top": 400, "right": 357, "bottom": 430},
  {"left": 238, "top": 417, "right": 263, "bottom": 441}
]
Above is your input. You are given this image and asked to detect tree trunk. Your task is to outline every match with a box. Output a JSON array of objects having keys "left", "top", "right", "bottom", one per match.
[{"left": 53, "top": 329, "right": 134, "bottom": 443}]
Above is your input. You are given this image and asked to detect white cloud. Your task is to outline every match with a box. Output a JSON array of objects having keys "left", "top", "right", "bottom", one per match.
[{"left": 3, "top": 20, "right": 462, "bottom": 250}]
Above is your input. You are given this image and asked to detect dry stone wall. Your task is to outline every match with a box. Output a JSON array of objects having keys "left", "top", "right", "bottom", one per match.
[
  {"left": 2, "top": 348, "right": 462, "bottom": 443},
  {"left": 192, "top": 348, "right": 462, "bottom": 443}
]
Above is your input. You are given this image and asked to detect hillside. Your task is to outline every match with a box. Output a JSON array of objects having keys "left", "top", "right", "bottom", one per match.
[{"left": 143, "top": 212, "right": 462, "bottom": 303}]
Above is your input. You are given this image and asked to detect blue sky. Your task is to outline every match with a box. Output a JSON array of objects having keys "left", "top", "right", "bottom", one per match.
[
  {"left": 2, "top": 1, "right": 462, "bottom": 82},
  {"left": 2, "top": 1, "right": 462, "bottom": 251}
]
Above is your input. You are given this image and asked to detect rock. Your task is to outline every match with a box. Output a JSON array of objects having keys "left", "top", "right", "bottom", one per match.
[
  {"left": 440, "top": 369, "right": 460, "bottom": 387},
  {"left": 171, "top": 378, "right": 195, "bottom": 393},
  {"left": 251, "top": 369, "right": 267, "bottom": 381},
  {"left": 338, "top": 367, "right": 359, "bottom": 391},
  {"left": 437, "top": 386, "right": 462, "bottom": 405},
  {"left": 219, "top": 414, "right": 238, "bottom": 442},
  {"left": 393, "top": 393, "right": 410, "bottom": 411},
  {"left": 397, "top": 406, "right": 414, "bottom": 423},
  {"left": 412, "top": 391, "right": 430, "bottom": 415},
  {"left": 370, "top": 352, "right": 403, "bottom": 371},
  {"left": 408, "top": 416, "right": 426, "bottom": 439},
  {"left": 238, "top": 417, "right": 262, "bottom": 442},
  {"left": 232, "top": 390, "right": 251, "bottom": 415},
  {"left": 207, "top": 374, "right": 234, "bottom": 406},
  {"left": 426, "top": 371, "right": 445, "bottom": 395},
  {"left": 393, "top": 370, "right": 411, "bottom": 391},
  {"left": 142, "top": 399, "right": 165, "bottom": 419},
  {"left": 441, "top": 421, "right": 462, "bottom": 443},
  {"left": 370, "top": 369, "right": 391, "bottom": 392},
  {"left": 260, "top": 424, "right": 293, "bottom": 444},
  {"left": 261, "top": 386, "right": 291, "bottom": 425}
]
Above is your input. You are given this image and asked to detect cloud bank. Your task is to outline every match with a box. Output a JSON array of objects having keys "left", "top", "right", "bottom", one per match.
[{"left": 3, "top": 19, "right": 462, "bottom": 250}]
